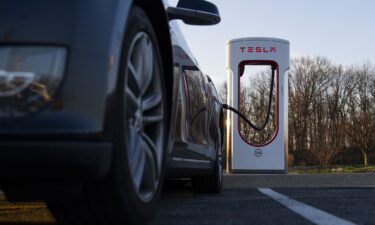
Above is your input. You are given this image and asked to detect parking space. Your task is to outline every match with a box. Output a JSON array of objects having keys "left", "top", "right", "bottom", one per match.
[
  {"left": 1, "top": 174, "right": 375, "bottom": 225},
  {"left": 152, "top": 185, "right": 315, "bottom": 225},
  {"left": 274, "top": 187, "right": 375, "bottom": 225}
]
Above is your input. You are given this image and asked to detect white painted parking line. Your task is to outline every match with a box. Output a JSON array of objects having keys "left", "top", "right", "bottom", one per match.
[{"left": 258, "top": 188, "right": 357, "bottom": 225}]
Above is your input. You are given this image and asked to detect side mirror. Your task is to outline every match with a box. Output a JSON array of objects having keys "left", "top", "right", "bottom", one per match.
[{"left": 166, "top": 0, "right": 221, "bottom": 25}]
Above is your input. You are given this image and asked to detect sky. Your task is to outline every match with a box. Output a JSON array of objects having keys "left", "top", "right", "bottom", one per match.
[{"left": 168, "top": 0, "right": 375, "bottom": 85}]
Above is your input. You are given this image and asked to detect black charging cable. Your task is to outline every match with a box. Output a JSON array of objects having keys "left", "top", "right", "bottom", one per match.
[{"left": 222, "top": 68, "right": 275, "bottom": 131}]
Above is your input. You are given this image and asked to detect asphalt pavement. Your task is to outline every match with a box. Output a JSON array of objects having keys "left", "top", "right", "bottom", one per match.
[
  {"left": 151, "top": 177, "right": 375, "bottom": 225},
  {"left": 1, "top": 174, "right": 375, "bottom": 225}
]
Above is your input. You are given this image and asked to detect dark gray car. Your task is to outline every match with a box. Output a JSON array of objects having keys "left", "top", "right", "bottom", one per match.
[{"left": 0, "top": 0, "right": 223, "bottom": 224}]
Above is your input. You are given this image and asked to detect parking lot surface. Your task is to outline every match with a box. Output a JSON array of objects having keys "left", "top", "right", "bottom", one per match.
[
  {"left": 1, "top": 174, "right": 375, "bottom": 225},
  {"left": 151, "top": 179, "right": 374, "bottom": 225}
]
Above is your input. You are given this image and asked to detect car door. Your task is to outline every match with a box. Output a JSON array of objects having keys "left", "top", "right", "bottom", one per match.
[
  {"left": 168, "top": 21, "right": 214, "bottom": 163},
  {"left": 183, "top": 65, "right": 208, "bottom": 145}
]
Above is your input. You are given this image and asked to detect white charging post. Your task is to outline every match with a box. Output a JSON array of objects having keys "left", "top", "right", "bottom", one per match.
[{"left": 226, "top": 37, "right": 290, "bottom": 173}]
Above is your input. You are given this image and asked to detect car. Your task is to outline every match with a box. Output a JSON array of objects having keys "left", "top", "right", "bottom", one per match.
[{"left": 0, "top": 0, "right": 223, "bottom": 224}]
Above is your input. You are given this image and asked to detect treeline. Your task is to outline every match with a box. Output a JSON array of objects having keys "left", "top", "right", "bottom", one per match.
[
  {"left": 219, "top": 56, "right": 375, "bottom": 166},
  {"left": 289, "top": 56, "right": 375, "bottom": 166}
]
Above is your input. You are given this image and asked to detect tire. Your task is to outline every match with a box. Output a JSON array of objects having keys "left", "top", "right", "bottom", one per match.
[
  {"left": 48, "top": 6, "right": 167, "bottom": 225},
  {"left": 192, "top": 130, "right": 223, "bottom": 194}
]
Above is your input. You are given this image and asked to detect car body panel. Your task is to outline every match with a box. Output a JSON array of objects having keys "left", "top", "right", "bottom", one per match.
[
  {"left": 166, "top": 20, "right": 222, "bottom": 175},
  {"left": 0, "top": 0, "right": 222, "bottom": 183},
  {"left": 0, "top": 0, "right": 132, "bottom": 135}
]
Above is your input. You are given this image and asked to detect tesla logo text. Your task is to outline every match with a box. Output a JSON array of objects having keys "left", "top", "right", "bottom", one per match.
[{"left": 240, "top": 47, "right": 276, "bottom": 53}]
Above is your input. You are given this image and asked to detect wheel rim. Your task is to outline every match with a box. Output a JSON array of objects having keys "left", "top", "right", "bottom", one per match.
[{"left": 125, "top": 32, "right": 165, "bottom": 203}]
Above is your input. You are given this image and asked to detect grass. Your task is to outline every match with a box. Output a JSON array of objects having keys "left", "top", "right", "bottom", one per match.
[
  {"left": 289, "top": 165, "right": 375, "bottom": 174},
  {"left": 0, "top": 193, "right": 55, "bottom": 224}
]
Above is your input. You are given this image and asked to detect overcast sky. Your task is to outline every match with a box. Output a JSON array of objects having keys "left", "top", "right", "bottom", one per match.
[{"left": 168, "top": 0, "right": 375, "bottom": 85}]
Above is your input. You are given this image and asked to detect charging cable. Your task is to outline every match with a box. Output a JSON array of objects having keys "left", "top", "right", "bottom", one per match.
[{"left": 222, "top": 68, "right": 275, "bottom": 131}]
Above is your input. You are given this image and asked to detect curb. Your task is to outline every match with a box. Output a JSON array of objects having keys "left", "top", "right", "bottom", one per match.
[{"left": 223, "top": 173, "right": 375, "bottom": 188}]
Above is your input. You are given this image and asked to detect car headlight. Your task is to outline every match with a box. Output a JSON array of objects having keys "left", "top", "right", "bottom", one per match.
[{"left": 0, "top": 46, "right": 67, "bottom": 120}]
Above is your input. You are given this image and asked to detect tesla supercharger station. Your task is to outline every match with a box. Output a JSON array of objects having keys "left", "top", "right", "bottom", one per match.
[{"left": 226, "top": 37, "right": 289, "bottom": 173}]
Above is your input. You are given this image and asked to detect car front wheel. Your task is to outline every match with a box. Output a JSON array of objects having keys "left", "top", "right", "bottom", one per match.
[{"left": 48, "top": 6, "right": 167, "bottom": 225}]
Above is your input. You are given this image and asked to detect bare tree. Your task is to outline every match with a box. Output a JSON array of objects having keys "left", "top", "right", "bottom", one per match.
[
  {"left": 219, "top": 56, "right": 375, "bottom": 166},
  {"left": 289, "top": 56, "right": 336, "bottom": 165},
  {"left": 347, "top": 64, "right": 375, "bottom": 165}
]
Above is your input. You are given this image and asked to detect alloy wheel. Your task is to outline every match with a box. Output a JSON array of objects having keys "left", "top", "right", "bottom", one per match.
[{"left": 124, "top": 32, "right": 165, "bottom": 203}]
